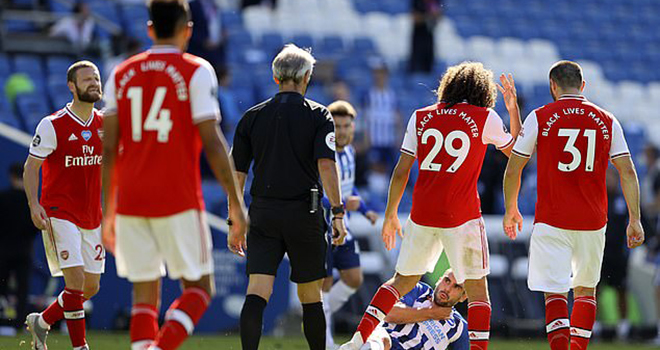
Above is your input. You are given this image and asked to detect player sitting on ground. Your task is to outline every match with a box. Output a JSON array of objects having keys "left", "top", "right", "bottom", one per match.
[{"left": 363, "top": 269, "right": 469, "bottom": 350}]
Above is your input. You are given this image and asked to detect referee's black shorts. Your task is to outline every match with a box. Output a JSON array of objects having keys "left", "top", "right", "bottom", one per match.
[{"left": 246, "top": 197, "right": 328, "bottom": 283}]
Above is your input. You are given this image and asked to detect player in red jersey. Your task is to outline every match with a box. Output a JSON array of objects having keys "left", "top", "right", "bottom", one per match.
[
  {"left": 341, "top": 62, "right": 521, "bottom": 350},
  {"left": 101, "top": 1, "right": 247, "bottom": 349},
  {"left": 503, "top": 61, "right": 645, "bottom": 350},
  {"left": 24, "top": 61, "right": 104, "bottom": 350}
]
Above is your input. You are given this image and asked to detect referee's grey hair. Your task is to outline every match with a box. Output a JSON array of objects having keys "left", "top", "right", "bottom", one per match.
[{"left": 272, "top": 44, "right": 316, "bottom": 85}]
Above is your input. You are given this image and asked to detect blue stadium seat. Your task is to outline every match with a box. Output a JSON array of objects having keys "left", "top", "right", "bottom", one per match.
[
  {"left": 46, "top": 56, "right": 75, "bottom": 75},
  {"left": 380, "top": 0, "right": 409, "bottom": 15},
  {"left": 227, "top": 30, "right": 254, "bottom": 51},
  {"left": 0, "top": 54, "right": 11, "bottom": 77},
  {"left": 352, "top": 37, "right": 377, "bottom": 55},
  {"left": 305, "top": 85, "right": 331, "bottom": 105},
  {"left": 352, "top": 0, "right": 381, "bottom": 14},
  {"left": 88, "top": 1, "right": 121, "bottom": 23},
  {"left": 3, "top": 20, "right": 37, "bottom": 32},
  {"left": 221, "top": 11, "right": 243, "bottom": 31},
  {"left": 12, "top": 55, "right": 44, "bottom": 79},
  {"left": 232, "top": 87, "right": 256, "bottom": 112},
  {"left": 47, "top": 0, "right": 72, "bottom": 13},
  {"left": 291, "top": 35, "right": 314, "bottom": 50},
  {"left": 318, "top": 36, "right": 345, "bottom": 59}
]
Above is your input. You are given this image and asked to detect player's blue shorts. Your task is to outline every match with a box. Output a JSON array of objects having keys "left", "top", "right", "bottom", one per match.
[{"left": 326, "top": 233, "right": 361, "bottom": 276}]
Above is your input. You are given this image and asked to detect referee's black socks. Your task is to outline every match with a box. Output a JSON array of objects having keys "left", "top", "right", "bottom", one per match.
[
  {"left": 240, "top": 294, "right": 267, "bottom": 350},
  {"left": 302, "top": 301, "right": 326, "bottom": 350}
]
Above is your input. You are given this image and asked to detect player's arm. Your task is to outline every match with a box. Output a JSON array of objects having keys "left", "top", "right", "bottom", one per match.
[
  {"left": 352, "top": 187, "right": 379, "bottom": 224},
  {"left": 23, "top": 156, "right": 47, "bottom": 230},
  {"left": 502, "top": 154, "right": 528, "bottom": 239},
  {"left": 382, "top": 153, "right": 415, "bottom": 250},
  {"left": 101, "top": 112, "right": 119, "bottom": 216},
  {"left": 384, "top": 301, "right": 451, "bottom": 324},
  {"left": 497, "top": 73, "right": 522, "bottom": 140},
  {"left": 609, "top": 116, "right": 644, "bottom": 248},
  {"left": 612, "top": 155, "right": 644, "bottom": 248},
  {"left": 319, "top": 157, "right": 347, "bottom": 245}
]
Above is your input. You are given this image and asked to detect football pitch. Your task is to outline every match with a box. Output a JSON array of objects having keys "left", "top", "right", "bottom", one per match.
[{"left": 0, "top": 332, "right": 658, "bottom": 350}]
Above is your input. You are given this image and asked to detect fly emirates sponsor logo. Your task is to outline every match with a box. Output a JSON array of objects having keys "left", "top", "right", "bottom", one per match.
[{"left": 65, "top": 145, "right": 102, "bottom": 167}]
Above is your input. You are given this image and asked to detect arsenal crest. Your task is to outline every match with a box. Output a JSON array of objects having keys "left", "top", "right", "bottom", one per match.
[
  {"left": 60, "top": 250, "right": 69, "bottom": 260},
  {"left": 97, "top": 128, "right": 104, "bottom": 140}
]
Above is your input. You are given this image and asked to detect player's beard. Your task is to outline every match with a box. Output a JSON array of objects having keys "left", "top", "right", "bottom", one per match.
[{"left": 76, "top": 85, "right": 101, "bottom": 103}]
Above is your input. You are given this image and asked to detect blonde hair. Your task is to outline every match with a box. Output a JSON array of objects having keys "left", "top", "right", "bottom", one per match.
[{"left": 328, "top": 100, "right": 357, "bottom": 119}]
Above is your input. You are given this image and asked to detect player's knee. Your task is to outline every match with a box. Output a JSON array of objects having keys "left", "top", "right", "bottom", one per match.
[
  {"left": 464, "top": 278, "right": 489, "bottom": 302},
  {"left": 344, "top": 273, "right": 363, "bottom": 290},
  {"left": 391, "top": 273, "right": 420, "bottom": 295},
  {"left": 574, "top": 286, "right": 596, "bottom": 297},
  {"left": 83, "top": 282, "right": 100, "bottom": 299}
]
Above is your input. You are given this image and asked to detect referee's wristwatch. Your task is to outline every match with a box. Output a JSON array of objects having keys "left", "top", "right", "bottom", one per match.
[{"left": 331, "top": 205, "right": 345, "bottom": 221}]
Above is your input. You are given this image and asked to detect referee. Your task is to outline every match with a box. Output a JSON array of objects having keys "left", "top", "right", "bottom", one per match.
[{"left": 230, "top": 44, "right": 348, "bottom": 350}]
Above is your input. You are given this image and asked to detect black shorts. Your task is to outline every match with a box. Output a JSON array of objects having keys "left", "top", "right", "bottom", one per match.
[{"left": 246, "top": 198, "right": 328, "bottom": 283}]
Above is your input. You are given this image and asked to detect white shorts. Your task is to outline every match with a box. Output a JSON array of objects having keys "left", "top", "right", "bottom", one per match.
[
  {"left": 42, "top": 218, "right": 105, "bottom": 277},
  {"left": 115, "top": 209, "right": 213, "bottom": 283},
  {"left": 528, "top": 223, "right": 606, "bottom": 293},
  {"left": 396, "top": 217, "right": 489, "bottom": 284}
]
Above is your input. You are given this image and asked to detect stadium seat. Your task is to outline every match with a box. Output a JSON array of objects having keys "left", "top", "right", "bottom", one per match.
[
  {"left": 291, "top": 35, "right": 314, "bottom": 50},
  {"left": 0, "top": 54, "right": 11, "bottom": 77},
  {"left": 3, "top": 19, "right": 37, "bottom": 32},
  {"left": 12, "top": 55, "right": 44, "bottom": 79}
]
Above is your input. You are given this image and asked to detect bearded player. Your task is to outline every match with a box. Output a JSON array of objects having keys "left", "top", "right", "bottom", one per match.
[
  {"left": 24, "top": 61, "right": 104, "bottom": 350},
  {"left": 364, "top": 270, "right": 469, "bottom": 350},
  {"left": 341, "top": 62, "right": 521, "bottom": 350}
]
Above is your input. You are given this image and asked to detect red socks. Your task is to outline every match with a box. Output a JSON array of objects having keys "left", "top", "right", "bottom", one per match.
[
  {"left": 468, "top": 301, "right": 491, "bottom": 350},
  {"left": 570, "top": 296, "right": 597, "bottom": 350},
  {"left": 62, "top": 288, "right": 86, "bottom": 348},
  {"left": 356, "top": 284, "right": 400, "bottom": 342},
  {"left": 130, "top": 303, "right": 159, "bottom": 349},
  {"left": 41, "top": 291, "right": 65, "bottom": 325},
  {"left": 152, "top": 287, "right": 211, "bottom": 350},
  {"left": 545, "top": 294, "right": 570, "bottom": 350}
]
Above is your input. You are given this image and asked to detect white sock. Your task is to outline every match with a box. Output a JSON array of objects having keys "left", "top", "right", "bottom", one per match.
[
  {"left": 322, "top": 293, "right": 335, "bottom": 346},
  {"left": 37, "top": 314, "right": 50, "bottom": 329},
  {"left": 327, "top": 280, "right": 357, "bottom": 314}
]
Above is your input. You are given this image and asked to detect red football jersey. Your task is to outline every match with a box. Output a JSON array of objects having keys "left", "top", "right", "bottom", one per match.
[
  {"left": 29, "top": 105, "right": 103, "bottom": 229},
  {"left": 103, "top": 46, "right": 221, "bottom": 217},
  {"left": 401, "top": 102, "right": 514, "bottom": 228},
  {"left": 512, "top": 94, "right": 630, "bottom": 230}
]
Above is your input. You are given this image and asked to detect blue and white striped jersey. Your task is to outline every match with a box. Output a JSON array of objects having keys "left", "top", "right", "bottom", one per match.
[
  {"left": 383, "top": 282, "right": 469, "bottom": 350},
  {"left": 322, "top": 145, "right": 369, "bottom": 239}
]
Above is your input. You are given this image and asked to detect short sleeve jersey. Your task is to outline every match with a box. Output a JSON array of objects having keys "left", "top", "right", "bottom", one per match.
[
  {"left": 29, "top": 105, "right": 103, "bottom": 229},
  {"left": 383, "top": 282, "right": 469, "bottom": 350},
  {"left": 512, "top": 94, "right": 630, "bottom": 230},
  {"left": 103, "top": 46, "right": 221, "bottom": 217},
  {"left": 401, "top": 102, "right": 514, "bottom": 228},
  {"left": 232, "top": 92, "right": 335, "bottom": 201}
]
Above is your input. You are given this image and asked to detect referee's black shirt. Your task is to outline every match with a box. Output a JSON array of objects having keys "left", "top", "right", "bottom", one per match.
[{"left": 232, "top": 91, "right": 335, "bottom": 201}]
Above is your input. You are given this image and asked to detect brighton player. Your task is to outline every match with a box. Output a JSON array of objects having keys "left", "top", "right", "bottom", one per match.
[
  {"left": 24, "top": 61, "right": 104, "bottom": 350},
  {"left": 364, "top": 270, "right": 469, "bottom": 350},
  {"left": 341, "top": 62, "right": 521, "bottom": 350},
  {"left": 101, "top": 1, "right": 248, "bottom": 349},
  {"left": 321, "top": 100, "right": 379, "bottom": 348},
  {"left": 503, "top": 61, "right": 645, "bottom": 350}
]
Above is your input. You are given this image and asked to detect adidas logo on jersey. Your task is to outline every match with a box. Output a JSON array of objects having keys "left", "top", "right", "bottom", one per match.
[{"left": 68, "top": 133, "right": 78, "bottom": 141}]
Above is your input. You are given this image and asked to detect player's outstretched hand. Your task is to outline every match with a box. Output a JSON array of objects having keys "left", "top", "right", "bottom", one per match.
[
  {"left": 332, "top": 216, "right": 348, "bottom": 246},
  {"left": 503, "top": 208, "right": 523, "bottom": 240},
  {"left": 497, "top": 73, "right": 517, "bottom": 112},
  {"left": 365, "top": 210, "right": 379, "bottom": 225},
  {"left": 428, "top": 303, "right": 452, "bottom": 320},
  {"left": 382, "top": 215, "right": 403, "bottom": 251},
  {"left": 346, "top": 196, "right": 362, "bottom": 211},
  {"left": 29, "top": 203, "right": 48, "bottom": 230},
  {"left": 228, "top": 204, "right": 248, "bottom": 257},
  {"left": 101, "top": 216, "right": 116, "bottom": 255},
  {"left": 626, "top": 219, "right": 645, "bottom": 249}
]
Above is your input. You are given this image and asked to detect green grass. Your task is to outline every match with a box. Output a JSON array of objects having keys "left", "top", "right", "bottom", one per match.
[{"left": 0, "top": 332, "right": 658, "bottom": 350}]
